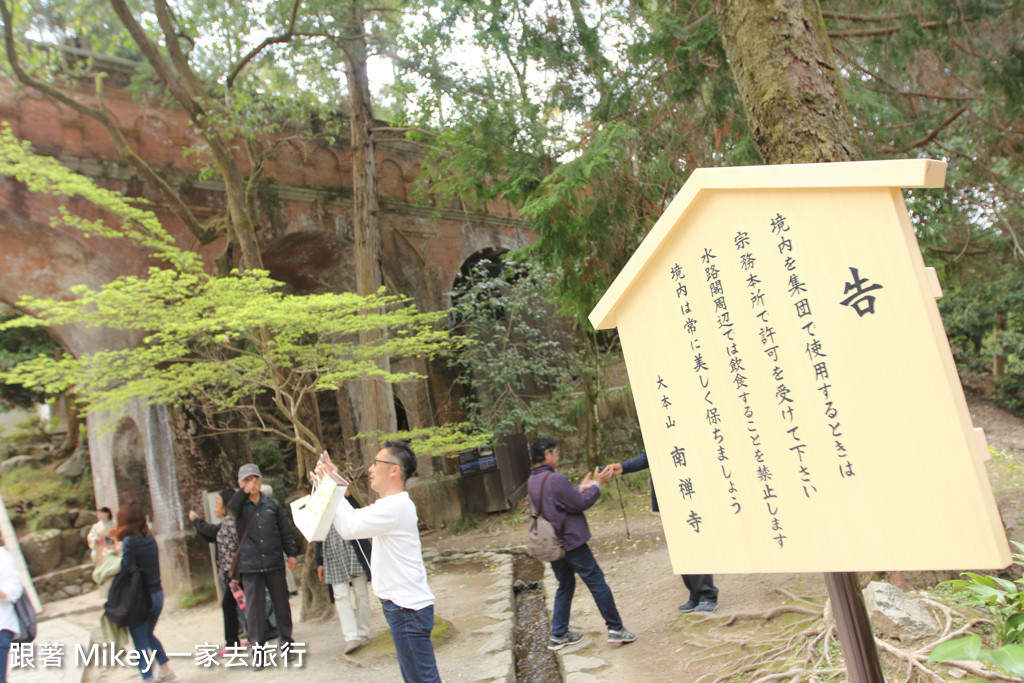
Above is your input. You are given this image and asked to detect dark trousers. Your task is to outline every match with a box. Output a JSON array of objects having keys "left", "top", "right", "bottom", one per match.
[
  {"left": 381, "top": 600, "right": 441, "bottom": 683},
  {"left": 682, "top": 574, "right": 718, "bottom": 603},
  {"left": 550, "top": 543, "right": 624, "bottom": 636},
  {"left": 0, "top": 628, "right": 13, "bottom": 683},
  {"left": 128, "top": 589, "right": 168, "bottom": 681},
  {"left": 217, "top": 573, "right": 244, "bottom": 646},
  {"left": 241, "top": 569, "right": 293, "bottom": 646}
]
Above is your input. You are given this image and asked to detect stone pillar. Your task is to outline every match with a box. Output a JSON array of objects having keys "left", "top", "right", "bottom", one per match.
[{"left": 87, "top": 401, "right": 191, "bottom": 603}]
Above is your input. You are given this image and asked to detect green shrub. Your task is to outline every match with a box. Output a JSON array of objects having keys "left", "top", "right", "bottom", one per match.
[
  {"left": 251, "top": 437, "right": 285, "bottom": 475},
  {"left": 450, "top": 512, "right": 481, "bottom": 532},
  {"left": 928, "top": 541, "right": 1024, "bottom": 678}
]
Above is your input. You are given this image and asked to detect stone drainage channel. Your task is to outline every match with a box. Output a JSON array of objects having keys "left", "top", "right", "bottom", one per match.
[{"left": 425, "top": 548, "right": 612, "bottom": 683}]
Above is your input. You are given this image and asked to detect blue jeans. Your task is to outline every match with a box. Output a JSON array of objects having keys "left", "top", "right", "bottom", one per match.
[
  {"left": 128, "top": 590, "right": 168, "bottom": 681},
  {"left": 381, "top": 600, "right": 441, "bottom": 683},
  {"left": 550, "top": 543, "right": 623, "bottom": 636},
  {"left": 0, "top": 628, "right": 12, "bottom": 683}
]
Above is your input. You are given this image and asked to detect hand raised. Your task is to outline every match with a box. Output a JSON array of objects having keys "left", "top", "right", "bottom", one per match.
[
  {"left": 593, "top": 466, "right": 614, "bottom": 485},
  {"left": 313, "top": 451, "right": 338, "bottom": 480}
]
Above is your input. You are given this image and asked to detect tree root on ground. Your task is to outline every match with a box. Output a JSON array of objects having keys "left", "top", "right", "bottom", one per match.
[{"left": 690, "top": 593, "right": 1008, "bottom": 682}]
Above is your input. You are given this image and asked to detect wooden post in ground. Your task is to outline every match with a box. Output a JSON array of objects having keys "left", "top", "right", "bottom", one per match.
[{"left": 826, "top": 571, "right": 884, "bottom": 683}]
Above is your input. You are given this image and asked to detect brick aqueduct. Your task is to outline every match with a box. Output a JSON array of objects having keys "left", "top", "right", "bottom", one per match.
[{"left": 0, "top": 75, "right": 533, "bottom": 564}]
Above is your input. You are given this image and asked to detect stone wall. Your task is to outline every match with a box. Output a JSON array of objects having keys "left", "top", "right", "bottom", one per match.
[{"left": 32, "top": 562, "right": 97, "bottom": 604}]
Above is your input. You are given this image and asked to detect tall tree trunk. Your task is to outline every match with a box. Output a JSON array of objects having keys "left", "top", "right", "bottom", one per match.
[
  {"left": 574, "top": 323, "right": 601, "bottom": 470},
  {"left": 993, "top": 312, "right": 1007, "bottom": 380},
  {"left": 711, "top": 2, "right": 880, "bottom": 680},
  {"left": 711, "top": 0, "right": 861, "bottom": 165},
  {"left": 343, "top": 0, "right": 397, "bottom": 460}
]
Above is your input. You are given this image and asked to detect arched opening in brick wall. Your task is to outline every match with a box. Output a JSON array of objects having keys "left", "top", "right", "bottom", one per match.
[
  {"left": 111, "top": 417, "right": 152, "bottom": 521},
  {"left": 262, "top": 230, "right": 355, "bottom": 295},
  {"left": 449, "top": 248, "right": 512, "bottom": 418},
  {"left": 449, "top": 247, "right": 570, "bottom": 429}
]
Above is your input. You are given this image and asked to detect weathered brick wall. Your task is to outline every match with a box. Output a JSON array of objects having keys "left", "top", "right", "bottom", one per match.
[{"left": 0, "top": 75, "right": 535, "bottom": 544}]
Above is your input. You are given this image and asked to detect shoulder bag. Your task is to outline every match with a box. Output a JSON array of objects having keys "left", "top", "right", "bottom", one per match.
[
  {"left": 228, "top": 503, "right": 259, "bottom": 581},
  {"left": 527, "top": 472, "right": 566, "bottom": 562}
]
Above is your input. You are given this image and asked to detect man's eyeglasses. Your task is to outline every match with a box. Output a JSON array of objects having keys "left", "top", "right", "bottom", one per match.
[{"left": 374, "top": 458, "right": 397, "bottom": 467}]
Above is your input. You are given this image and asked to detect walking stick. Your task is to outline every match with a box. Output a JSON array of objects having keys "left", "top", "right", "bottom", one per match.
[{"left": 614, "top": 476, "right": 630, "bottom": 539}]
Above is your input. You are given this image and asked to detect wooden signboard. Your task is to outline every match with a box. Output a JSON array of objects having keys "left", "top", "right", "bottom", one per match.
[{"left": 590, "top": 160, "right": 1009, "bottom": 574}]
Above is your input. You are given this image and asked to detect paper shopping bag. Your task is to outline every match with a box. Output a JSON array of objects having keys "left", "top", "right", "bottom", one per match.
[{"left": 290, "top": 471, "right": 348, "bottom": 542}]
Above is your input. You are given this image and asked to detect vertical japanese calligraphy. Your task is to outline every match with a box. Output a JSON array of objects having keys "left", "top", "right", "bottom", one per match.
[
  {"left": 769, "top": 214, "right": 857, "bottom": 483},
  {"left": 593, "top": 163, "right": 1010, "bottom": 574}
]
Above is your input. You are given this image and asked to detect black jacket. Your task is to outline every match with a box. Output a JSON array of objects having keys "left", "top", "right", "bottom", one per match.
[
  {"left": 227, "top": 489, "right": 299, "bottom": 574},
  {"left": 121, "top": 534, "right": 161, "bottom": 592}
]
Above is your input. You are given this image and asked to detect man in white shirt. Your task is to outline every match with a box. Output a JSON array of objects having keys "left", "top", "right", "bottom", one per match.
[
  {"left": 316, "top": 440, "right": 440, "bottom": 683},
  {"left": 1, "top": 540, "right": 26, "bottom": 683}
]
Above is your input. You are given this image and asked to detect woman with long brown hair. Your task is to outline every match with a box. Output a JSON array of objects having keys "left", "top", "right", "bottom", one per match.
[{"left": 117, "top": 503, "right": 174, "bottom": 682}]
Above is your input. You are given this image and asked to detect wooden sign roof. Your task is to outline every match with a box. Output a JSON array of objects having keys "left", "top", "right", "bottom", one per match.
[{"left": 589, "top": 160, "right": 1009, "bottom": 573}]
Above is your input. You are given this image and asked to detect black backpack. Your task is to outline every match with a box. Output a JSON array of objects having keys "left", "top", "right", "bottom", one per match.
[
  {"left": 12, "top": 588, "right": 36, "bottom": 643},
  {"left": 103, "top": 557, "right": 153, "bottom": 628}
]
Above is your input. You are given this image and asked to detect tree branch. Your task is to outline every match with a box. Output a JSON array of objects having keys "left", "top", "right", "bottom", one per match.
[
  {"left": 822, "top": 11, "right": 926, "bottom": 23},
  {"left": 151, "top": 0, "right": 207, "bottom": 101},
  {"left": 879, "top": 106, "right": 967, "bottom": 153},
  {"left": 226, "top": 0, "right": 302, "bottom": 90},
  {"left": 372, "top": 137, "right": 448, "bottom": 153},
  {"left": 829, "top": 22, "right": 939, "bottom": 39},
  {"left": 369, "top": 126, "right": 437, "bottom": 137}
]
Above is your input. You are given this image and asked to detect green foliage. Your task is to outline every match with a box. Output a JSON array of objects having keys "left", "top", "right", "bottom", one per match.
[
  {"left": 400, "top": 0, "right": 756, "bottom": 325},
  {"left": 0, "top": 468, "right": 94, "bottom": 531},
  {"left": 0, "top": 304, "right": 59, "bottom": 412},
  {"left": 251, "top": 437, "right": 286, "bottom": 476},
  {"left": 934, "top": 264, "right": 1024, "bottom": 415},
  {"left": 446, "top": 254, "right": 578, "bottom": 438},
  {"left": 928, "top": 541, "right": 1024, "bottom": 677},
  {"left": 449, "top": 512, "right": 480, "bottom": 532}
]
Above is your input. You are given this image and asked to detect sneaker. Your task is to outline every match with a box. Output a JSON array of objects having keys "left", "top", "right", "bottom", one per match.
[
  {"left": 607, "top": 628, "right": 637, "bottom": 644},
  {"left": 343, "top": 639, "right": 363, "bottom": 655},
  {"left": 548, "top": 630, "right": 584, "bottom": 651},
  {"left": 678, "top": 599, "right": 699, "bottom": 613},
  {"left": 695, "top": 600, "right": 718, "bottom": 613}
]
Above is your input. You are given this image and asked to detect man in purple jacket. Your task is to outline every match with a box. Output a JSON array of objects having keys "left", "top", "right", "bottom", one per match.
[{"left": 528, "top": 436, "right": 637, "bottom": 651}]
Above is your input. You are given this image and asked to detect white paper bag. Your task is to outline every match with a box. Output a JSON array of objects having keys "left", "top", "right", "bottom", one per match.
[{"left": 290, "top": 471, "right": 348, "bottom": 542}]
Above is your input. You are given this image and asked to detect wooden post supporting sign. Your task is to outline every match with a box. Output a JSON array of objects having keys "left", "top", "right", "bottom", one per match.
[{"left": 826, "top": 571, "right": 885, "bottom": 682}]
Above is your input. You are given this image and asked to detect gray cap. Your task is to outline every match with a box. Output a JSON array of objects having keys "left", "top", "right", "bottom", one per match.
[{"left": 238, "top": 463, "right": 262, "bottom": 482}]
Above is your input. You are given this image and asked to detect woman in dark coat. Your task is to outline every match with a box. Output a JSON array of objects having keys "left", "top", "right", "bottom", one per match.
[{"left": 118, "top": 502, "right": 174, "bottom": 682}]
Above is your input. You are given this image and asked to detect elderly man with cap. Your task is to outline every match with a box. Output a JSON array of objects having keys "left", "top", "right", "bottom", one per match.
[{"left": 228, "top": 463, "right": 300, "bottom": 664}]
